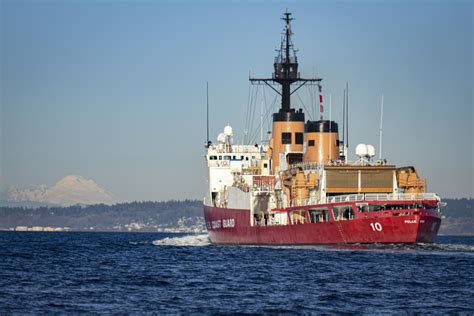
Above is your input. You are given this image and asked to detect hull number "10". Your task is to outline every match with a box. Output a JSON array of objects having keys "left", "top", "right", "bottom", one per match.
[{"left": 370, "top": 222, "right": 383, "bottom": 232}]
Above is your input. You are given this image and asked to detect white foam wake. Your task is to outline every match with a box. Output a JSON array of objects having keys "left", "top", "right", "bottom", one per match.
[{"left": 152, "top": 234, "right": 211, "bottom": 247}]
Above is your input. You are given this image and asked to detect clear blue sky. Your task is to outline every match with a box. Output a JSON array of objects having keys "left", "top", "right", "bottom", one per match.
[{"left": 1, "top": 0, "right": 472, "bottom": 200}]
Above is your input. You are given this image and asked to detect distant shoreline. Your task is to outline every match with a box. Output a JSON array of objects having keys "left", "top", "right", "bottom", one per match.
[
  {"left": 1, "top": 230, "right": 472, "bottom": 237},
  {"left": 0, "top": 229, "right": 206, "bottom": 234},
  {"left": 1, "top": 199, "right": 472, "bottom": 235}
]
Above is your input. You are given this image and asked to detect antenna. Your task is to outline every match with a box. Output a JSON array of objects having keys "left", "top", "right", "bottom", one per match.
[
  {"left": 260, "top": 92, "right": 263, "bottom": 146},
  {"left": 319, "top": 84, "right": 323, "bottom": 120},
  {"left": 345, "top": 83, "right": 348, "bottom": 149},
  {"left": 379, "top": 94, "right": 384, "bottom": 160},
  {"left": 329, "top": 94, "right": 332, "bottom": 161},
  {"left": 342, "top": 89, "right": 346, "bottom": 145},
  {"left": 206, "top": 82, "right": 210, "bottom": 147}
]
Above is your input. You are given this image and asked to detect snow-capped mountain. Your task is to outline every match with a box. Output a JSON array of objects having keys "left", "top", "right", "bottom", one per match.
[{"left": 4, "top": 175, "right": 122, "bottom": 206}]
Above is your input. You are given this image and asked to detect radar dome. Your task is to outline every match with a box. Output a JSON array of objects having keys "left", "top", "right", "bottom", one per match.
[
  {"left": 224, "top": 125, "right": 233, "bottom": 137},
  {"left": 355, "top": 144, "right": 368, "bottom": 158},
  {"left": 367, "top": 145, "right": 375, "bottom": 158},
  {"left": 217, "top": 133, "right": 226, "bottom": 143}
]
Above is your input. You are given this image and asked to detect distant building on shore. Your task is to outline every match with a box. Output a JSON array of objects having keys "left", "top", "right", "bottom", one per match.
[{"left": 14, "top": 226, "right": 69, "bottom": 232}]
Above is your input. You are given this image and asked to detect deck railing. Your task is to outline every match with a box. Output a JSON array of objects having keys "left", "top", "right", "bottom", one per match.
[{"left": 295, "top": 192, "right": 439, "bottom": 207}]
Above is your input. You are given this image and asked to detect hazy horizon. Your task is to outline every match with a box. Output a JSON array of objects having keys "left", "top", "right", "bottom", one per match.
[{"left": 1, "top": 0, "right": 473, "bottom": 200}]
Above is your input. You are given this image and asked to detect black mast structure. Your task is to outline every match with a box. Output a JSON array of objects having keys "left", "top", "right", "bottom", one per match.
[{"left": 250, "top": 12, "right": 322, "bottom": 120}]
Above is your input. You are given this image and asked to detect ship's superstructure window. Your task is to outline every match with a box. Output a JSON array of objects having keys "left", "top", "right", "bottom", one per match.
[
  {"left": 333, "top": 206, "right": 354, "bottom": 221},
  {"left": 291, "top": 210, "right": 306, "bottom": 224},
  {"left": 384, "top": 204, "right": 407, "bottom": 210},
  {"left": 357, "top": 203, "right": 369, "bottom": 212},
  {"left": 295, "top": 132, "right": 303, "bottom": 144},
  {"left": 224, "top": 156, "right": 231, "bottom": 160},
  {"left": 219, "top": 156, "right": 222, "bottom": 160},
  {"left": 309, "top": 208, "right": 330, "bottom": 223},
  {"left": 209, "top": 156, "right": 217, "bottom": 160},
  {"left": 358, "top": 204, "right": 431, "bottom": 212},
  {"left": 211, "top": 192, "right": 218, "bottom": 206},
  {"left": 271, "top": 211, "right": 288, "bottom": 226},
  {"left": 308, "top": 140, "right": 315, "bottom": 147},
  {"left": 282, "top": 132, "right": 292, "bottom": 144},
  {"left": 287, "top": 153, "right": 303, "bottom": 165},
  {"left": 368, "top": 204, "right": 384, "bottom": 212}
]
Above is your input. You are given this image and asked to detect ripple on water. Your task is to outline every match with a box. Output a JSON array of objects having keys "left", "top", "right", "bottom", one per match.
[{"left": 0, "top": 232, "right": 472, "bottom": 313}]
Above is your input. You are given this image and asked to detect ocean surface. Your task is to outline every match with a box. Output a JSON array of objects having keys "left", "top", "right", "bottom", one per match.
[{"left": 0, "top": 232, "right": 472, "bottom": 314}]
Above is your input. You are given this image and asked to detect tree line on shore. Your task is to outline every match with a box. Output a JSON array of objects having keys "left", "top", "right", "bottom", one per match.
[{"left": 0, "top": 200, "right": 202, "bottom": 231}]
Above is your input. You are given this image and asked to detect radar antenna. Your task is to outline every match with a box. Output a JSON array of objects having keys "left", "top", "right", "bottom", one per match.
[{"left": 250, "top": 11, "right": 322, "bottom": 114}]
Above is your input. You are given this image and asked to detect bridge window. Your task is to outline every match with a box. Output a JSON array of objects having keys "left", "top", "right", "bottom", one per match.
[
  {"left": 209, "top": 156, "right": 217, "bottom": 160},
  {"left": 282, "top": 132, "right": 291, "bottom": 144}
]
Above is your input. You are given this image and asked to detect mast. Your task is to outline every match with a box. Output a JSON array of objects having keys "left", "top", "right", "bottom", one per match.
[
  {"left": 206, "top": 82, "right": 210, "bottom": 147},
  {"left": 260, "top": 94, "right": 263, "bottom": 146},
  {"left": 379, "top": 94, "right": 384, "bottom": 160},
  {"left": 342, "top": 89, "right": 345, "bottom": 146},
  {"left": 249, "top": 11, "right": 322, "bottom": 115},
  {"left": 346, "top": 82, "right": 349, "bottom": 149},
  {"left": 329, "top": 94, "right": 332, "bottom": 160}
]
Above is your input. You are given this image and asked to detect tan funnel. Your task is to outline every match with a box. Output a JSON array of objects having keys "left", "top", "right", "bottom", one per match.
[{"left": 304, "top": 120, "right": 339, "bottom": 165}]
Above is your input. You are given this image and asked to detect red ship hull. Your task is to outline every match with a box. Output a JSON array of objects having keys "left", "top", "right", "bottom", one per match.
[{"left": 203, "top": 201, "right": 441, "bottom": 245}]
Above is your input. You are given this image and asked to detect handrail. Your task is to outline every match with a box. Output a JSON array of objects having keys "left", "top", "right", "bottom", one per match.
[
  {"left": 294, "top": 192, "right": 439, "bottom": 207},
  {"left": 288, "top": 161, "right": 321, "bottom": 170}
]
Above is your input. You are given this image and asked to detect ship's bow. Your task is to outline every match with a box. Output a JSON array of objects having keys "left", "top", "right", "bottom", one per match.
[{"left": 416, "top": 211, "right": 442, "bottom": 243}]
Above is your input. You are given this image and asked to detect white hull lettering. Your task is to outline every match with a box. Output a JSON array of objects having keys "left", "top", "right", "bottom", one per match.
[
  {"left": 207, "top": 219, "right": 235, "bottom": 229},
  {"left": 223, "top": 218, "right": 235, "bottom": 228}
]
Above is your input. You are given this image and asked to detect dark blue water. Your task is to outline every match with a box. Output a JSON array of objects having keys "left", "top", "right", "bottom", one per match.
[{"left": 0, "top": 232, "right": 472, "bottom": 314}]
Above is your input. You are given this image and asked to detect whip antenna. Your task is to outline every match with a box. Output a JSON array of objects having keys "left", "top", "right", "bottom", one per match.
[
  {"left": 342, "top": 89, "right": 346, "bottom": 146},
  {"left": 346, "top": 82, "right": 349, "bottom": 149},
  {"left": 379, "top": 94, "right": 384, "bottom": 160}
]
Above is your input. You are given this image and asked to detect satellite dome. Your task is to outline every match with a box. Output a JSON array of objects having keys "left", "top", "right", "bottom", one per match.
[
  {"left": 217, "top": 133, "right": 226, "bottom": 143},
  {"left": 367, "top": 145, "right": 375, "bottom": 158},
  {"left": 355, "top": 144, "right": 368, "bottom": 158},
  {"left": 224, "top": 125, "right": 233, "bottom": 137}
]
